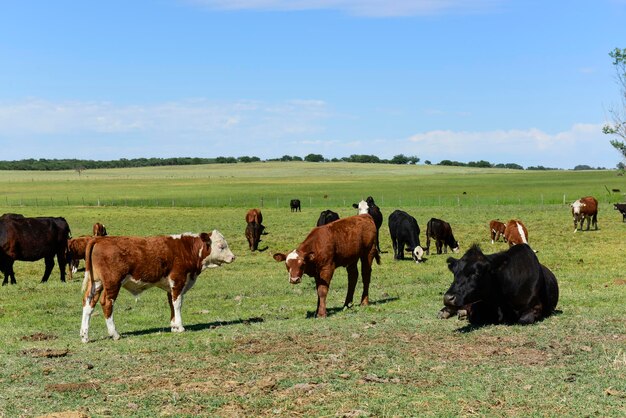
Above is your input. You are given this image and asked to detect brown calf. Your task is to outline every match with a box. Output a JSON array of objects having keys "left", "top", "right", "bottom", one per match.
[
  {"left": 489, "top": 220, "right": 506, "bottom": 244},
  {"left": 571, "top": 196, "right": 598, "bottom": 232},
  {"left": 273, "top": 214, "right": 380, "bottom": 317},
  {"left": 80, "top": 231, "right": 235, "bottom": 343},
  {"left": 245, "top": 209, "right": 265, "bottom": 251},
  {"left": 92, "top": 222, "right": 108, "bottom": 236},
  {"left": 67, "top": 236, "right": 93, "bottom": 280}
]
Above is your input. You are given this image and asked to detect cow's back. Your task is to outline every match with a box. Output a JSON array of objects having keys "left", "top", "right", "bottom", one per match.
[{"left": 305, "top": 215, "right": 376, "bottom": 265}]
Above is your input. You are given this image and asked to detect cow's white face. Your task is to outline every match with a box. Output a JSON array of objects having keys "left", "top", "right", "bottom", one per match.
[
  {"left": 284, "top": 250, "right": 305, "bottom": 284},
  {"left": 571, "top": 200, "right": 585, "bottom": 215},
  {"left": 412, "top": 246, "right": 424, "bottom": 263},
  {"left": 203, "top": 230, "right": 235, "bottom": 269},
  {"left": 355, "top": 200, "right": 369, "bottom": 215}
]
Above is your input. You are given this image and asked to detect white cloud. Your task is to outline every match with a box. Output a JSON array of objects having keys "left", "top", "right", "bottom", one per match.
[
  {"left": 407, "top": 124, "right": 616, "bottom": 168},
  {"left": 186, "top": 0, "right": 502, "bottom": 17}
]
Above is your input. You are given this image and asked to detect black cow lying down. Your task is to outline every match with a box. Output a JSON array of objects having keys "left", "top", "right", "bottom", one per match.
[{"left": 439, "top": 244, "right": 558, "bottom": 325}]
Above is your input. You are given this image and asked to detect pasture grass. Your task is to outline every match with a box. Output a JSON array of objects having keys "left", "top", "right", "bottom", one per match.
[{"left": 0, "top": 163, "right": 625, "bottom": 417}]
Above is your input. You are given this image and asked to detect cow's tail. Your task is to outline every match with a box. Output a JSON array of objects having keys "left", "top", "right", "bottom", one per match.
[
  {"left": 374, "top": 247, "right": 381, "bottom": 265},
  {"left": 82, "top": 238, "right": 97, "bottom": 293}
]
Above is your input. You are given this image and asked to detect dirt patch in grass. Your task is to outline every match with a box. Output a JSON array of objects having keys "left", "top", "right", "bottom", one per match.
[
  {"left": 45, "top": 382, "right": 101, "bottom": 392},
  {"left": 22, "top": 348, "right": 69, "bottom": 358},
  {"left": 37, "top": 411, "right": 89, "bottom": 418},
  {"left": 21, "top": 332, "right": 58, "bottom": 342}
]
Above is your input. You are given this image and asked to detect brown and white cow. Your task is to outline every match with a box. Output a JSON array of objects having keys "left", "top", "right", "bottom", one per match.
[
  {"left": 92, "top": 222, "right": 108, "bottom": 236},
  {"left": 571, "top": 196, "right": 598, "bottom": 232},
  {"left": 273, "top": 214, "right": 380, "bottom": 318},
  {"left": 489, "top": 220, "right": 506, "bottom": 244},
  {"left": 504, "top": 219, "right": 528, "bottom": 247},
  {"left": 80, "top": 230, "right": 235, "bottom": 343}
]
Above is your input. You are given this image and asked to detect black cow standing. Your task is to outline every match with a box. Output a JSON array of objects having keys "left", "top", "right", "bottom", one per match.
[
  {"left": 439, "top": 244, "right": 559, "bottom": 325},
  {"left": 352, "top": 196, "right": 383, "bottom": 252},
  {"left": 290, "top": 199, "right": 301, "bottom": 212},
  {"left": 388, "top": 210, "right": 424, "bottom": 262},
  {"left": 316, "top": 210, "right": 340, "bottom": 227},
  {"left": 0, "top": 213, "right": 71, "bottom": 285},
  {"left": 425, "top": 218, "right": 459, "bottom": 255},
  {"left": 614, "top": 203, "right": 626, "bottom": 222}
]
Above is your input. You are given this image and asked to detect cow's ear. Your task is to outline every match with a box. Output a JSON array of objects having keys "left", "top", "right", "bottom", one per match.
[
  {"left": 446, "top": 257, "right": 457, "bottom": 271},
  {"left": 200, "top": 232, "right": 212, "bottom": 243},
  {"left": 352, "top": 203, "right": 358, "bottom": 209},
  {"left": 273, "top": 253, "right": 287, "bottom": 262}
]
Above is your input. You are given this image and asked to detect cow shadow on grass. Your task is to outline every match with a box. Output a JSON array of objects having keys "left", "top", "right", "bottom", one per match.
[
  {"left": 121, "top": 317, "right": 264, "bottom": 337},
  {"left": 305, "top": 296, "right": 400, "bottom": 318},
  {"left": 453, "top": 309, "right": 564, "bottom": 333}
]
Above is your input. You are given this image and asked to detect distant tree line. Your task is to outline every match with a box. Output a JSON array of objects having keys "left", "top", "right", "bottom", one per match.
[{"left": 0, "top": 155, "right": 610, "bottom": 171}]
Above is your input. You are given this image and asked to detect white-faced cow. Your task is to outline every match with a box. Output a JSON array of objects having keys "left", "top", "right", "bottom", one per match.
[
  {"left": 92, "top": 222, "right": 108, "bottom": 236},
  {"left": 80, "top": 231, "right": 235, "bottom": 343},
  {"left": 245, "top": 208, "right": 265, "bottom": 251},
  {"left": 0, "top": 213, "right": 71, "bottom": 285},
  {"left": 614, "top": 203, "right": 626, "bottom": 222},
  {"left": 425, "top": 218, "right": 459, "bottom": 255},
  {"left": 273, "top": 214, "right": 380, "bottom": 318},
  {"left": 489, "top": 220, "right": 506, "bottom": 244},
  {"left": 503, "top": 219, "right": 528, "bottom": 247},
  {"left": 439, "top": 244, "right": 559, "bottom": 325},
  {"left": 290, "top": 199, "right": 301, "bottom": 212},
  {"left": 352, "top": 196, "right": 383, "bottom": 252},
  {"left": 571, "top": 196, "right": 598, "bottom": 232},
  {"left": 316, "top": 209, "right": 340, "bottom": 226},
  {"left": 388, "top": 210, "right": 424, "bottom": 263}
]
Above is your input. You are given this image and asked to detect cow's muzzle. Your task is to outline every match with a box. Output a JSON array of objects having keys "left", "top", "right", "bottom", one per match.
[
  {"left": 443, "top": 292, "right": 458, "bottom": 307},
  {"left": 289, "top": 276, "right": 302, "bottom": 284}
]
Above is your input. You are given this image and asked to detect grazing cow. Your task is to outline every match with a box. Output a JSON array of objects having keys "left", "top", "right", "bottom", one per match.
[
  {"left": 0, "top": 214, "right": 71, "bottom": 285},
  {"left": 504, "top": 219, "right": 528, "bottom": 247},
  {"left": 439, "top": 244, "right": 559, "bottom": 325},
  {"left": 80, "top": 231, "right": 235, "bottom": 342},
  {"left": 489, "top": 220, "right": 506, "bottom": 244},
  {"left": 571, "top": 196, "right": 598, "bottom": 232},
  {"left": 425, "top": 218, "right": 459, "bottom": 255},
  {"left": 67, "top": 236, "right": 93, "bottom": 280},
  {"left": 316, "top": 209, "right": 340, "bottom": 226},
  {"left": 388, "top": 210, "right": 424, "bottom": 262},
  {"left": 92, "top": 222, "right": 108, "bottom": 236},
  {"left": 614, "top": 203, "right": 626, "bottom": 222},
  {"left": 273, "top": 214, "right": 380, "bottom": 318},
  {"left": 352, "top": 196, "right": 383, "bottom": 252},
  {"left": 290, "top": 199, "right": 301, "bottom": 212},
  {"left": 245, "top": 209, "right": 266, "bottom": 251}
]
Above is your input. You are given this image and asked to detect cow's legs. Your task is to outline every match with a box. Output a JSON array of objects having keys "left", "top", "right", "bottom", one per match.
[
  {"left": 518, "top": 304, "right": 543, "bottom": 325},
  {"left": 344, "top": 263, "right": 359, "bottom": 308},
  {"left": 360, "top": 255, "right": 372, "bottom": 306},
  {"left": 40, "top": 256, "right": 55, "bottom": 283},
  {"left": 425, "top": 235, "right": 431, "bottom": 255},
  {"left": 167, "top": 291, "right": 185, "bottom": 332},
  {"left": 1, "top": 261, "right": 15, "bottom": 285},
  {"left": 315, "top": 276, "right": 331, "bottom": 318},
  {"left": 56, "top": 249, "right": 67, "bottom": 282},
  {"left": 436, "top": 240, "right": 443, "bottom": 254},
  {"left": 80, "top": 278, "right": 103, "bottom": 343},
  {"left": 101, "top": 284, "right": 121, "bottom": 340}
]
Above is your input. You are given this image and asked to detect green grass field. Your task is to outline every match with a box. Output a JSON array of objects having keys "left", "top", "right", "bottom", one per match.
[{"left": 0, "top": 163, "right": 625, "bottom": 417}]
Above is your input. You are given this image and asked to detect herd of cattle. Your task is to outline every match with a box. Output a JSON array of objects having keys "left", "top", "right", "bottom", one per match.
[{"left": 1, "top": 194, "right": 624, "bottom": 342}]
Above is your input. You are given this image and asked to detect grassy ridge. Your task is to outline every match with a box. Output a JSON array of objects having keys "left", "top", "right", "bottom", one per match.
[{"left": 0, "top": 164, "right": 625, "bottom": 417}]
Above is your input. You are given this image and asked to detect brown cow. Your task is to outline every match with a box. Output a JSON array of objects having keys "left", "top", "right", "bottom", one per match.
[
  {"left": 80, "top": 231, "right": 235, "bottom": 343},
  {"left": 92, "top": 222, "right": 108, "bottom": 236},
  {"left": 489, "top": 220, "right": 506, "bottom": 244},
  {"left": 571, "top": 196, "right": 598, "bottom": 232},
  {"left": 504, "top": 219, "right": 528, "bottom": 247},
  {"left": 245, "top": 209, "right": 265, "bottom": 251},
  {"left": 67, "top": 236, "right": 93, "bottom": 280},
  {"left": 273, "top": 214, "right": 380, "bottom": 318}
]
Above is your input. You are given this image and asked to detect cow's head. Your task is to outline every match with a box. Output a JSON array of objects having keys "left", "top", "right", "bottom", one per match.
[
  {"left": 443, "top": 245, "right": 493, "bottom": 309},
  {"left": 571, "top": 200, "right": 585, "bottom": 215},
  {"left": 273, "top": 250, "right": 313, "bottom": 284},
  {"left": 201, "top": 230, "right": 236, "bottom": 269},
  {"left": 412, "top": 246, "right": 424, "bottom": 263},
  {"left": 352, "top": 200, "right": 369, "bottom": 215}
]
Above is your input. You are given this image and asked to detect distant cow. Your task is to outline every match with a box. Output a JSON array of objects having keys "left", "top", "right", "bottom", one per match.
[
  {"left": 92, "top": 222, "right": 108, "bottom": 236},
  {"left": 504, "top": 219, "right": 528, "bottom": 247},
  {"left": 0, "top": 214, "right": 71, "bottom": 285},
  {"left": 613, "top": 203, "right": 626, "bottom": 222},
  {"left": 439, "top": 244, "right": 559, "bottom": 325},
  {"left": 316, "top": 209, "right": 340, "bottom": 227},
  {"left": 245, "top": 209, "right": 265, "bottom": 251},
  {"left": 290, "top": 199, "right": 301, "bottom": 212},
  {"left": 67, "top": 236, "right": 93, "bottom": 280},
  {"left": 425, "top": 218, "right": 459, "bottom": 255},
  {"left": 388, "top": 210, "right": 424, "bottom": 262},
  {"left": 571, "top": 196, "right": 598, "bottom": 232},
  {"left": 352, "top": 196, "right": 383, "bottom": 252},
  {"left": 489, "top": 220, "right": 506, "bottom": 244},
  {"left": 80, "top": 231, "right": 235, "bottom": 343},
  {"left": 273, "top": 214, "right": 380, "bottom": 318}
]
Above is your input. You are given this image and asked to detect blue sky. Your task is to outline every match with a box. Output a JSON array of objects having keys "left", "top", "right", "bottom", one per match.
[{"left": 0, "top": 0, "right": 625, "bottom": 168}]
